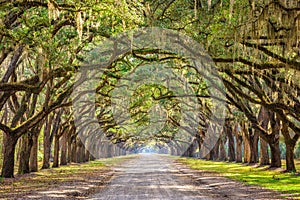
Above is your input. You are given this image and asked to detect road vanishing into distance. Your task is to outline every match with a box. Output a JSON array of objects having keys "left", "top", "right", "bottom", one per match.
[{"left": 88, "top": 154, "right": 281, "bottom": 200}]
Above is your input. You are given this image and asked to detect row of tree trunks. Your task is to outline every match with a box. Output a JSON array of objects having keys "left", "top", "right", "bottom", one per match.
[
  {"left": 1, "top": 104, "right": 129, "bottom": 177},
  {"left": 178, "top": 106, "right": 298, "bottom": 172}
]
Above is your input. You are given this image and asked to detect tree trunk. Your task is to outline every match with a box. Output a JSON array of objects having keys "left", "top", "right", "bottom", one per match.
[
  {"left": 236, "top": 134, "right": 243, "bottom": 162},
  {"left": 90, "top": 153, "right": 96, "bottom": 161},
  {"left": 60, "top": 131, "right": 67, "bottom": 165},
  {"left": 1, "top": 134, "right": 4, "bottom": 166},
  {"left": 16, "top": 138, "right": 22, "bottom": 167},
  {"left": 80, "top": 142, "right": 85, "bottom": 162},
  {"left": 250, "top": 128, "right": 259, "bottom": 163},
  {"left": 170, "top": 146, "right": 175, "bottom": 155},
  {"left": 281, "top": 121, "right": 297, "bottom": 172},
  {"left": 258, "top": 106, "right": 270, "bottom": 165},
  {"left": 269, "top": 112, "right": 281, "bottom": 168},
  {"left": 285, "top": 142, "right": 296, "bottom": 171},
  {"left": 1, "top": 133, "right": 18, "bottom": 178},
  {"left": 242, "top": 125, "right": 251, "bottom": 163},
  {"left": 107, "top": 143, "right": 113, "bottom": 158},
  {"left": 76, "top": 139, "right": 83, "bottom": 163},
  {"left": 42, "top": 115, "right": 52, "bottom": 169},
  {"left": 195, "top": 133, "right": 202, "bottom": 158},
  {"left": 226, "top": 126, "right": 235, "bottom": 162},
  {"left": 189, "top": 142, "right": 195, "bottom": 157},
  {"left": 71, "top": 137, "right": 77, "bottom": 162},
  {"left": 42, "top": 110, "right": 61, "bottom": 169},
  {"left": 29, "top": 131, "right": 39, "bottom": 172},
  {"left": 18, "top": 133, "right": 33, "bottom": 174},
  {"left": 85, "top": 150, "right": 90, "bottom": 162},
  {"left": 269, "top": 143, "right": 281, "bottom": 168},
  {"left": 67, "top": 133, "right": 73, "bottom": 163},
  {"left": 52, "top": 134, "right": 60, "bottom": 168},
  {"left": 184, "top": 140, "right": 196, "bottom": 157},
  {"left": 234, "top": 124, "right": 242, "bottom": 162},
  {"left": 212, "top": 138, "right": 220, "bottom": 160},
  {"left": 260, "top": 138, "right": 270, "bottom": 165},
  {"left": 219, "top": 137, "right": 227, "bottom": 161},
  {"left": 103, "top": 142, "right": 109, "bottom": 158}
]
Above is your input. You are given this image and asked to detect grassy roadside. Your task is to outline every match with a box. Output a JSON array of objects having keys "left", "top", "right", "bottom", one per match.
[
  {"left": 177, "top": 157, "right": 300, "bottom": 199},
  {"left": 0, "top": 154, "right": 138, "bottom": 199}
]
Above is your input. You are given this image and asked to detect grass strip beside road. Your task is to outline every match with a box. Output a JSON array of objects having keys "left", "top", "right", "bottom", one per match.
[{"left": 177, "top": 157, "right": 300, "bottom": 199}]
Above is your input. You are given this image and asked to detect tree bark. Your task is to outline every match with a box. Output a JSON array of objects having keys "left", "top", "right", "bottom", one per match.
[
  {"left": 269, "top": 142, "right": 281, "bottom": 168},
  {"left": 285, "top": 142, "right": 296, "bottom": 172},
  {"left": 250, "top": 128, "right": 259, "bottom": 163},
  {"left": 42, "top": 110, "right": 61, "bottom": 169},
  {"left": 170, "top": 146, "right": 175, "bottom": 155},
  {"left": 71, "top": 137, "right": 77, "bottom": 162},
  {"left": 80, "top": 141, "right": 85, "bottom": 162},
  {"left": 236, "top": 134, "right": 243, "bottom": 162},
  {"left": 52, "top": 134, "right": 60, "bottom": 168},
  {"left": 76, "top": 139, "right": 84, "bottom": 163},
  {"left": 183, "top": 139, "right": 196, "bottom": 157},
  {"left": 107, "top": 143, "right": 113, "bottom": 158},
  {"left": 282, "top": 121, "right": 297, "bottom": 172},
  {"left": 212, "top": 138, "right": 220, "bottom": 160},
  {"left": 29, "top": 131, "right": 39, "bottom": 172},
  {"left": 18, "top": 133, "right": 33, "bottom": 174},
  {"left": 29, "top": 121, "right": 41, "bottom": 172},
  {"left": 195, "top": 132, "right": 202, "bottom": 158},
  {"left": 226, "top": 126, "right": 236, "bottom": 162},
  {"left": 90, "top": 153, "right": 96, "bottom": 161},
  {"left": 269, "top": 112, "right": 281, "bottom": 168},
  {"left": 85, "top": 149, "right": 90, "bottom": 162},
  {"left": 242, "top": 124, "right": 251, "bottom": 163},
  {"left": 67, "top": 133, "right": 72, "bottom": 163},
  {"left": 258, "top": 106, "right": 270, "bottom": 165},
  {"left": 219, "top": 136, "right": 227, "bottom": 161},
  {"left": 1, "top": 133, "right": 18, "bottom": 178},
  {"left": 60, "top": 131, "right": 67, "bottom": 165},
  {"left": 42, "top": 115, "right": 52, "bottom": 169},
  {"left": 260, "top": 138, "right": 270, "bottom": 165},
  {"left": 16, "top": 137, "right": 22, "bottom": 170}
]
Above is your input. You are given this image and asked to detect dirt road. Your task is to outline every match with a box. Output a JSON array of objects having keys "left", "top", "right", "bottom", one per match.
[{"left": 89, "top": 154, "right": 282, "bottom": 200}]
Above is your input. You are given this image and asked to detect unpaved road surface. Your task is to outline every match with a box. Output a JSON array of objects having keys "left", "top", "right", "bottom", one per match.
[{"left": 89, "top": 154, "right": 283, "bottom": 200}]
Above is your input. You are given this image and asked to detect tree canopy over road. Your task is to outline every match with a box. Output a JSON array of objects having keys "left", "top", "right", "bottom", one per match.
[{"left": 0, "top": 0, "right": 300, "bottom": 186}]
